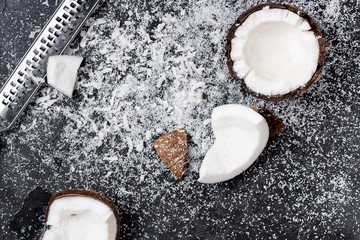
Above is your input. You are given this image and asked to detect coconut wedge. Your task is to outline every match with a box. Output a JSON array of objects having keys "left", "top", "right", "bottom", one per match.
[
  {"left": 152, "top": 128, "right": 189, "bottom": 180},
  {"left": 198, "top": 104, "right": 284, "bottom": 184},
  {"left": 41, "top": 189, "right": 120, "bottom": 240},
  {"left": 226, "top": 3, "right": 325, "bottom": 101},
  {"left": 47, "top": 55, "right": 83, "bottom": 98}
]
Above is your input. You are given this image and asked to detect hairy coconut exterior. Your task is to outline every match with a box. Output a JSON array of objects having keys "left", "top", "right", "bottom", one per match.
[
  {"left": 41, "top": 189, "right": 121, "bottom": 240},
  {"left": 226, "top": 2, "right": 326, "bottom": 102}
]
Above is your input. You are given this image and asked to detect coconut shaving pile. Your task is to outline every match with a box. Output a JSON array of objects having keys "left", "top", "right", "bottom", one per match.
[{"left": 0, "top": 0, "right": 359, "bottom": 239}]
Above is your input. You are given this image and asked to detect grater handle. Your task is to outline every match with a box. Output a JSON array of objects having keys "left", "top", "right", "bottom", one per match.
[{"left": 0, "top": 0, "right": 101, "bottom": 132}]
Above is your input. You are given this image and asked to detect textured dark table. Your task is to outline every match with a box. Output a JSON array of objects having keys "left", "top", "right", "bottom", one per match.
[{"left": 0, "top": 0, "right": 359, "bottom": 239}]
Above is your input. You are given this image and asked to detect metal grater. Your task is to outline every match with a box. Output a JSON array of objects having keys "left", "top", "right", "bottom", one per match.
[{"left": 0, "top": 0, "right": 101, "bottom": 132}]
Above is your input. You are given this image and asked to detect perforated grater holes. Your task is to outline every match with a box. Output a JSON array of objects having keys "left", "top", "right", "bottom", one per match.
[
  {"left": 39, "top": 46, "right": 46, "bottom": 52},
  {"left": 61, "top": 21, "right": 69, "bottom": 28},
  {"left": 68, "top": 9, "right": 76, "bottom": 16},
  {"left": 54, "top": 31, "right": 60, "bottom": 38},
  {"left": 70, "top": 2, "right": 77, "bottom": 8},
  {"left": 47, "top": 35, "right": 55, "bottom": 42},
  {"left": 55, "top": 24, "right": 62, "bottom": 30},
  {"left": 2, "top": 99, "right": 9, "bottom": 106},
  {"left": 39, "top": 53, "right": 46, "bottom": 59},
  {"left": 32, "top": 56, "right": 39, "bottom": 63},
  {"left": 17, "top": 79, "right": 24, "bottom": 85},
  {"left": 9, "top": 88, "right": 16, "bottom": 96},
  {"left": 10, "top": 82, "right": 17, "bottom": 88},
  {"left": 9, "top": 95, "right": 16, "bottom": 102}
]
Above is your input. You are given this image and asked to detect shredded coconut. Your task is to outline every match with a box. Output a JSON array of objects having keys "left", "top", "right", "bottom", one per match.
[{"left": 0, "top": 0, "right": 359, "bottom": 239}]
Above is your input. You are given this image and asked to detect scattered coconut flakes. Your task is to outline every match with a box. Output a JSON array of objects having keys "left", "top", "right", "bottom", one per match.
[{"left": 0, "top": 0, "right": 358, "bottom": 239}]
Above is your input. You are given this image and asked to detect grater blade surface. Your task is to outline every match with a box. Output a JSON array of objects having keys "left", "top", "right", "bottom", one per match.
[{"left": 0, "top": 0, "right": 101, "bottom": 132}]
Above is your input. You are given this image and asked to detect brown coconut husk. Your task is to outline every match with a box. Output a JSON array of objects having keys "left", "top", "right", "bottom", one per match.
[
  {"left": 152, "top": 128, "right": 189, "bottom": 180},
  {"left": 226, "top": 2, "right": 326, "bottom": 102}
]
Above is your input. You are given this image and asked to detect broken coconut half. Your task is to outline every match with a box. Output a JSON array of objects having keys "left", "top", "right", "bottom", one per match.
[
  {"left": 41, "top": 189, "right": 120, "bottom": 240},
  {"left": 226, "top": 3, "right": 325, "bottom": 101},
  {"left": 47, "top": 55, "right": 83, "bottom": 98},
  {"left": 198, "top": 104, "right": 284, "bottom": 184}
]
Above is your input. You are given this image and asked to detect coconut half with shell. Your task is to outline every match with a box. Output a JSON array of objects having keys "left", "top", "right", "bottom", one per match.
[
  {"left": 41, "top": 189, "right": 120, "bottom": 240},
  {"left": 226, "top": 3, "right": 326, "bottom": 101}
]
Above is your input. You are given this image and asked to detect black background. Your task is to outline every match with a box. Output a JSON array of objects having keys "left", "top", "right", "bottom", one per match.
[{"left": 0, "top": 0, "right": 359, "bottom": 239}]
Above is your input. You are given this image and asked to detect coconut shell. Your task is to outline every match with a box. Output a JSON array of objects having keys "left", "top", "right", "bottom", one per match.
[
  {"left": 226, "top": 2, "right": 326, "bottom": 102},
  {"left": 152, "top": 128, "right": 189, "bottom": 180},
  {"left": 250, "top": 105, "right": 285, "bottom": 137},
  {"left": 41, "top": 189, "right": 121, "bottom": 240}
]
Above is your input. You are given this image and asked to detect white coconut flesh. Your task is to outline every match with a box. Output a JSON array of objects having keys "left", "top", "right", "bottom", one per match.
[
  {"left": 47, "top": 55, "right": 83, "bottom": 98},
  {"left": 230, "top": 7, "right": 319, "bottom": 96},
  {"left": 42, "top": 196, "right": 117, "bottom": 240},
  {"left": 198, "top": 104, "right": 269, "bottom": 184}
]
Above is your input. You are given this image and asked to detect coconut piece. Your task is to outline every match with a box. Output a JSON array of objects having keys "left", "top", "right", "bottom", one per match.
[
  {"left": 41, "top": 189, "right": 120, "bottom": 240},
  {"left": 226, "top": 3, "right": 326, "bottom": 101},
  {"left": 198, "top": 104, "right": 284, "bottom": 184},
  {"left": 46, "top": 55, "right": 83, "bottom": 98},
  {"left": 249, "top": 105, "right": 285, "bottom": 137},
  {"left": 152, "top": 128, "right": 189, "bottom": 180}
]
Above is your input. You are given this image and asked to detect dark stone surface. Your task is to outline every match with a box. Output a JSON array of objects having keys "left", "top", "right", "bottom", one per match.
[
  {"left": 9, "top": 187, "right": 51, "bottom": 239},
  {"left": 0, "top": 0, "right": 359, "bottom": 240}
]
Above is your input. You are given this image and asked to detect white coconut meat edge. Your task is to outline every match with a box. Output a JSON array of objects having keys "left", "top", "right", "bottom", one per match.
[
  {"left": 198, "top": 104, "right": 269, "bottom": 184},
  {"left": 230, "top": 7, "right": 319, "bottom": 96},
  {"left": 42, "top": 196, "right": 117, "bottom": 240},
  {"left": 47, "top": 55, "right": 83, "bottom": 98}
]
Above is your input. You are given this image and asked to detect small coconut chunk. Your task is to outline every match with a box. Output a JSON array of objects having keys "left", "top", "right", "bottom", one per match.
[
  {"left": 47, "top": 55, "right": 83, "bottom": 98},
  {"left": 198, "top": 104, "right": 269, "bottom": 184},
  {"left": 230, "top": 7, "right": 319, "bottom": 96},
  {"left": 152, "top": 128, "right": 189, "bottom": 180},
  {"left": 42, "top": 195, "right": 118, "bottom": 240}
]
